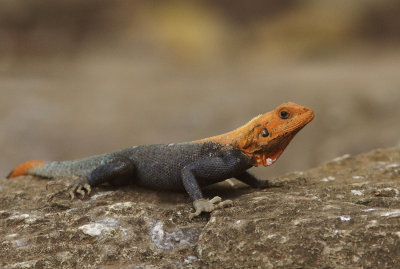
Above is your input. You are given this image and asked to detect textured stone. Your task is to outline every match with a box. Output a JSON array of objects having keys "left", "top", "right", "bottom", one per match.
[{"left": 1, "top": 147, "right": 400, "bottom": 268}]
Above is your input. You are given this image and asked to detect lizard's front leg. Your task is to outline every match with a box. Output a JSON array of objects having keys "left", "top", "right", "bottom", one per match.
[
  {"left": 234, "top": 171, "right": 270, "bottom": 188},
  {"left": 235, "top": 171, "right": 288, "bottom": 188},
  {"left": 181, "top": 156, "right": 239, "bottom": 219}
]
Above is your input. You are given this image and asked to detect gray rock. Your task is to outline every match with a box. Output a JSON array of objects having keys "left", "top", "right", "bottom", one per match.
[{"left": 1, "top": 147, "right": 400, "bottom": 268}]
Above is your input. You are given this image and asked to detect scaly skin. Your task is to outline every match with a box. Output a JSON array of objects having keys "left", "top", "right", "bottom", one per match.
[{"left": 7, "top": 102, "right": 314, "bottom": 218}]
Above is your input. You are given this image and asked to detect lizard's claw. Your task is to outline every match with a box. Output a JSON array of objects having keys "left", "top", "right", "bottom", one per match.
[
  {"left": 68, "top": 177, "right": 91, "bottom": 200},
  {"left": 189, "top": 196, "right": 233, "bottom": 220}
]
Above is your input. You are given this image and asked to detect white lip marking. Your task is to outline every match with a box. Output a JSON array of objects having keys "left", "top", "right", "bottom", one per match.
[{"left": 266, "top": 158, "right": 275, "bottom": 166}]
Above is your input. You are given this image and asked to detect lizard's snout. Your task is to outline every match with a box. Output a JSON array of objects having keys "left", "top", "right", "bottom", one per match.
[{"left": 302, "top": 106, "right": 315, "bottom": 122}]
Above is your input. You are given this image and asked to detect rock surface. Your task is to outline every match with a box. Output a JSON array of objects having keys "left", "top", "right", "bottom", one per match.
[{"left": 1, "top": 147, "right": 400, "bottom": 268}]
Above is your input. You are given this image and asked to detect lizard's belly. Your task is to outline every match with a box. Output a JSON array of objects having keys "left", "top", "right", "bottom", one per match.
[
  {"left": 129, "top": 143, "right": 202, "bottom": 191},
  {"left": 132, "top": 156, "right": 249, "bottom": 191},
  {"left": 133, "top": 160, "right": 187, "bottom": 191}
]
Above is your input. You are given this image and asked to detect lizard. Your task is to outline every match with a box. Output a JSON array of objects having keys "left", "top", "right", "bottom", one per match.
[{"left": 6, "top": 102, "right": 314, "bottom": 219}]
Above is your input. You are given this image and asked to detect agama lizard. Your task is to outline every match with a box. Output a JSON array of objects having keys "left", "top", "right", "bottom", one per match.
[{"left": 7, "top": 102, "right": 314, "bottom": 219}]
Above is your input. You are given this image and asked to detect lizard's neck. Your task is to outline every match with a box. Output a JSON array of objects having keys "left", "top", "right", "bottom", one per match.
[
  {"left": 195, "top": 124, "right": 250, "bottom": 148},
  {"left": 194, "top": 114, "right": 276, "bottom": 166},
  {"left": 194, "top": 114, "right": 263, "bottom": 147}
]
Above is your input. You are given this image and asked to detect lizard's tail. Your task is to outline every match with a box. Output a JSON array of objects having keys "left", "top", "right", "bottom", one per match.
[{"left": 7, "top": 160, "right": 47, "bottom": 179}]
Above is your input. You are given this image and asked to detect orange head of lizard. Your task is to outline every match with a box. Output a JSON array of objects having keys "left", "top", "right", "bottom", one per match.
[{"left": 234, "top": 102, "right": 314, "bottom": 166}]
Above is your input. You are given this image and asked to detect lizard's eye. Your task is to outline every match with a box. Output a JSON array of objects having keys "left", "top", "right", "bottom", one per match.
[
  {"left": 261, "top": 128, "right": 269, "bottom": 137},
  {"left": 280, "top": 110, "right": 290, "bottom": 119}
]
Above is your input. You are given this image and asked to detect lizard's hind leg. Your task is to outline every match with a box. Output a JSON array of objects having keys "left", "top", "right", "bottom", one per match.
[{"left": 68, "top": 157, "right": 136, "bottom": 199}]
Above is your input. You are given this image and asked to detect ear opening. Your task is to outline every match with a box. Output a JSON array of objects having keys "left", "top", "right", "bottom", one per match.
[{"left": 235, "top": 124, "right": 263, "bottom": 155}]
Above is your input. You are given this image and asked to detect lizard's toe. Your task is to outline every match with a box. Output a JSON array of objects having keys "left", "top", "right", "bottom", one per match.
[
  {"left": 69, "top": 186, "right": 77, "bottom": 200},
  {"left": 84, "top": 184, "right": 91, "bottom": 195},
  {"left": 67, "top": 176, "right": 91, "bottom": 200},
  {"left": 214, "top": 199, "right": 233, "bottom": 209},
  {"left": 209, "top": 196, "right": 222, "bottom": 204},
  {"left": 189, "top": 210, "right": 201, "bottom": 220},
  {"left": 209, "top": 196, "right": 233, "bottom": 209},
  {"left": 76, "top": 186, "right": 86, "bottom": 198}
]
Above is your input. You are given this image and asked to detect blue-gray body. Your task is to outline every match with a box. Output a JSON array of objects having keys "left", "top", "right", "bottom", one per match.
[{"left": 31, "top": 141, "right": 257, "bottom": 200}]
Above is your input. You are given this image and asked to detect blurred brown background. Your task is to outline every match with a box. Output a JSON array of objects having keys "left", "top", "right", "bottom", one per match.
[{"left": 1, "top": 0, "right": 400, "bottom": 179}]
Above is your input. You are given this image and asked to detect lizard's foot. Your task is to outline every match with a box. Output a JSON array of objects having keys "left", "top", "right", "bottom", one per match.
[
  {"left": 189, "top": 196, "right": 233, "bottom": 220},
  {"left": 67, "top": 176, "right": 91, "bottom": 200},
  {"left": 255, "top": 180, "right": 271, "bottom": 188}
]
